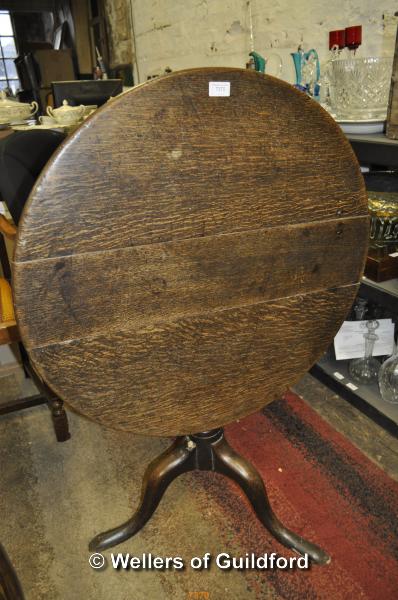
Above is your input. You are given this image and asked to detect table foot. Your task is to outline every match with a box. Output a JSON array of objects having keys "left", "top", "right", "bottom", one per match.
[
  {"left": 213, "top": 434, "right": 330, "bottom": 565},
  {"left": 89, "top": 438, "right": 194, "bottom": 551}
]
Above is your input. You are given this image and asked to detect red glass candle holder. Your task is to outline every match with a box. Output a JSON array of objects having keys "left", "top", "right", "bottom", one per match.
[
  {"left": 329, "top": 29, "right": 346, "bottom": 50},
  {"left": 345, "top": 25, "right": 362, "bottom": 50}
]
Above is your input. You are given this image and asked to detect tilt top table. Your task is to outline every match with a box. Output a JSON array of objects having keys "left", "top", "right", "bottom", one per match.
[{"left": 12, "top": 68, "right": 369, "bottom": 563}]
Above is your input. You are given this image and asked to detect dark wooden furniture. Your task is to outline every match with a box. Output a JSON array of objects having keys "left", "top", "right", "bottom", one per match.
[
  {"left": 0, "top": 131, "right": 70, "bottom": 442},
  {"left": 0, "top": 543, "right": 25, "bottom": 600},
  {"left": 12, "top": 68, "right": 368, "bottom": 562},
  {"left": 52, "top": 79, "right": 123, "bottom": 107}
]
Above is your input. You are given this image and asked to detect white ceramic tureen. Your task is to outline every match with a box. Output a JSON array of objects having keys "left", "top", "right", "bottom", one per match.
[
  {"left": 47, "top": 99, "right": 85, "bottom": 126},
  {"left": 0, "top": 91, "right": 38, "bottom": 123}
]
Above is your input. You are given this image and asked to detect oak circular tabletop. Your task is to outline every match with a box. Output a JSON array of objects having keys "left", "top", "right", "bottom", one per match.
[{"left": 13, "top": 68, "right": 369, "bottom": 436}]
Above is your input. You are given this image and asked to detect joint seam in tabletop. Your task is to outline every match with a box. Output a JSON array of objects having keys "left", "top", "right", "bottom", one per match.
[
  {"left": 13, "top": 214, "right": 369, "bottom": 266},
  {"left": 19, "top": 282, "right": 360, "bottom": 352},
  {"left": 22, "top": 284, "right": 360, "bottom": 435}
]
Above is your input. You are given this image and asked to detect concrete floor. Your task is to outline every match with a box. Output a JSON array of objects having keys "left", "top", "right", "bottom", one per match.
[{"left": 1, "top": 365, "right": 397, "bottom": 600}]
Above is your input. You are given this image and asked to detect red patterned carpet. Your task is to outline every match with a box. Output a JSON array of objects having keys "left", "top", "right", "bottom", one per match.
[
  {"left": 194, "top": 391, "right": 398, "bottom": 599},
  {"left": 1, "top": 383, "right": 397, "bottom": 599}
]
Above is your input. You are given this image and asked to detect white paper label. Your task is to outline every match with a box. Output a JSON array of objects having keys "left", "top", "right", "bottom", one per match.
[
  {"left": 333, "top": 372, "right": 345, "bottom": 380},
  {"left": 346, "top": 382, "right": 358, "bottom": 391},
  {"left": 389, "top": 252, "right": 398, "bottom": 258},
  {"left": 209, "top": 81, "right": 230, "bottom": 97},
  {"left": 334, "top": 319, "right": 395, "bottom": 360}
]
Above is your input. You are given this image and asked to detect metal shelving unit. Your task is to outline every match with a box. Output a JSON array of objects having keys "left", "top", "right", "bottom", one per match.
[
  {"left": 347, "top": 133, "right": 398, "bottom": 168},
  {"left": 311, "top": 133, "right": 398, "bottom": 437}
]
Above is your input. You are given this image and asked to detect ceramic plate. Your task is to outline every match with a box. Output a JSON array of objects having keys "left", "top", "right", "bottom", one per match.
[
  {"left": 11, "top": 123, "right": 65, "bottom": 132},
  {"left": 336, "top": 119, "right": 385, "bottom": 135}
]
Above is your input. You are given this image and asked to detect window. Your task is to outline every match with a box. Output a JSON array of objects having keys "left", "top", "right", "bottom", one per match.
[{"left": 0, "top": 11, "right": 19, "bottom": 94}]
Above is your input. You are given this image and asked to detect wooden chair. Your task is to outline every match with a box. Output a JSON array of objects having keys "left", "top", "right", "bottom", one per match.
[
  {"left": 0, "top": 131, "right": 70, "bottom": 442},
  {"left": 0, "top": 217, "right": 18, "bottom": 345}
]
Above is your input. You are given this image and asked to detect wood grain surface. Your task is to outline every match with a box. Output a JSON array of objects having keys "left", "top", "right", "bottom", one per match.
[
  {"left": 12, "top": 68, "right": 369, "bottom": 436},
  {"left": 26, "top": 286, "right": 357, "bottom": 434}
]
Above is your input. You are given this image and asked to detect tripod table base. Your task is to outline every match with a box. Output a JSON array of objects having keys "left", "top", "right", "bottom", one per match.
[{"left": 89, "top": 429, "right": 330, "bottom": 565}]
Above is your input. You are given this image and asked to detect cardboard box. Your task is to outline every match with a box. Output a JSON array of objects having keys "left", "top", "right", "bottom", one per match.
[{"left": 33, "top": 49, "right": 75, "bottom": 87}]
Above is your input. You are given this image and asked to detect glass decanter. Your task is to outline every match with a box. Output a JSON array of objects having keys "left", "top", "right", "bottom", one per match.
[
  {"left": 378, "top": 343, "right": 398, "bottom": 404},
  {"left": 349, "top": 320, "right": 380, "bottom": 384}
]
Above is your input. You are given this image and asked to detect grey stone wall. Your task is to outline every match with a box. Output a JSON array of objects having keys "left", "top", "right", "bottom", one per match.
[{"left": 103, "top": 0, "right": 134, "bottom": 68}]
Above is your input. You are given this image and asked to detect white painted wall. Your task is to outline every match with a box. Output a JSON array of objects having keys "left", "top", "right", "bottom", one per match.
[{"left": 129, "top": 0, "right": 398, "bottom": 84}]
